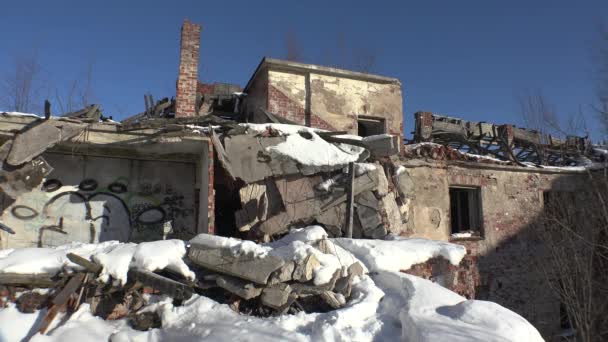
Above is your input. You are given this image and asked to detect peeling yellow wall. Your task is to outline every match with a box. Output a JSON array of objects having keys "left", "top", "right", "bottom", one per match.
[
  {"left": 309, "top": 74, "right": 402, "bottom": 135},
  {"left": 249, "top": 68, "right": 403, "bottom": 135}
]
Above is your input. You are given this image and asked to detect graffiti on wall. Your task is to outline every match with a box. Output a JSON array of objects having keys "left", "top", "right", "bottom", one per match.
[{"left": 3, "top": 177, "right": 194, "bottom": 247}]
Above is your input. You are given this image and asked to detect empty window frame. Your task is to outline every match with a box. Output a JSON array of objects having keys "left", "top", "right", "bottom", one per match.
[
  {"left": 449, "top": 186, "right": 482, "bottom": 236},
  {"left": 357, "top": 117, "right": 386, "bottom": 137}
]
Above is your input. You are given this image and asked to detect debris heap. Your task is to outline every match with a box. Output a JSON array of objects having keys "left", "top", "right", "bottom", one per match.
[{"left": 0, "top": 227, "right": 367, "bottom": 334}]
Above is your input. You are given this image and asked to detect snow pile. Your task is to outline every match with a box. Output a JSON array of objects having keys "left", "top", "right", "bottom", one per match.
[
  {"left": 0, "top": 241, "right": 120, "bottom": 275},
  {"left": 0, "top": 228, "right": 545, "bottom": 342},
  {"left": 374, "top": 272, "right": 544, "bottom": 342},
  {"left": 189, "top": 233, "right": 271, "bottom": 258},
  {"left": 0, "top": 240, "right": 194, "bottom": 285},
  {"left": 267, "top": 226, "right": 363, "bottom": 285},
  {"left": 333, "top": 237, "right": 466, "bottom": 272}
]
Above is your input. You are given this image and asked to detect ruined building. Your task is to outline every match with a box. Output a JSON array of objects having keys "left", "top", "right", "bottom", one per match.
[{"left": 0, "top": 19, "right": 606, "bottom": 338}]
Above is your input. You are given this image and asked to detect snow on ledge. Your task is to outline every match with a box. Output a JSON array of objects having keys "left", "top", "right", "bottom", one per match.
[{"left": 332, "top": 237, "right": 466, "bottom": 273}]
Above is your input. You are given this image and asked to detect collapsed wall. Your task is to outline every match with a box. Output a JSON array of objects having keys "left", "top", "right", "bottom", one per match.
[{"left": 0, "top": 112, "right": 213, "bottom": 249}]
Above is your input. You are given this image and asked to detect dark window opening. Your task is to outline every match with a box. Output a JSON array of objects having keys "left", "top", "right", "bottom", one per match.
[
  {"left": 449, "top": 187, "right": 482, "bottom": 236},
  {"left": 357, "top": 117, "right": 386, "bottom": 137}
]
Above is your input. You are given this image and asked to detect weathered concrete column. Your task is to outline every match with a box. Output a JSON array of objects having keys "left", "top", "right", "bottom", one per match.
[{"left": 175, "top": 19, "right": 201, "bottom": 117}]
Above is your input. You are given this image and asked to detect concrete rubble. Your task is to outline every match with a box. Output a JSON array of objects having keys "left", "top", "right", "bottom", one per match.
[
  {"left": 185, "top": 235, "right": 365, "bottom": 313},
  {"left": 0, "top": 233, "right": 368, "bottom": 331},
  {"left": 210, "top": 123, "right": 407, "bottom": 240}
]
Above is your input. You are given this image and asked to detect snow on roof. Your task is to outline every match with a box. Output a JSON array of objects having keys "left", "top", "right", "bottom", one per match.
[
  {"left": 1, "top": 111, "right": 42, "bottom": 118},
  {"left": 243, "top": 124, "right": 366, "bottom": 169}
]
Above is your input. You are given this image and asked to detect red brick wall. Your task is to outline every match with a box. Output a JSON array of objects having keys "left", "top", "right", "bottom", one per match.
[
  {"left": 176, "top": 20, "right": 201, "bottom": 118},
  {"left": 403, "top": 255, "right": 480, "bottom": 300},
  {"left": 267, "top": 84, "right": 336, "bottom": 130}
]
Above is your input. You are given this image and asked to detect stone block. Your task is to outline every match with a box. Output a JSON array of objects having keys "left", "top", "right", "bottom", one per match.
[
  {"left": 293, "top": 254, "right": 320, "bottom": 282},
  {"left": 216, "top": 275, "right": 263, "bottom": 300},
  {"left": 261, "top": 283, "right": 292, "bottom": 310},
  {"left": 380, "top": 193, "right": 405, "bottom": 235},
  {"left": 188, "top": 244, "right": 285, "bottom": 284},
  {"left": 394, "top": 168, "right": 415, "bottom": 199},
  {"left": 268, "top": 261, "right": 295, "bottom": 284}
]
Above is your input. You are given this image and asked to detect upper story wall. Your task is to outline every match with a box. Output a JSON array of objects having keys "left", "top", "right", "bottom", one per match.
[{"left": 244, "top": 59, "right": 403, "bottom": 138}]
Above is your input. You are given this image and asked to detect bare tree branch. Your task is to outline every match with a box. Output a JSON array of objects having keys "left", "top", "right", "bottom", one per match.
[{"left": 1, "top": 54, "right": 43, "bottom": 113}]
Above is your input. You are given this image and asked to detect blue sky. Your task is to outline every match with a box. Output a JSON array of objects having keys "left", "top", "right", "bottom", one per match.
[{"left": 1, "top": 0, "right": 606, "bottom": 139}]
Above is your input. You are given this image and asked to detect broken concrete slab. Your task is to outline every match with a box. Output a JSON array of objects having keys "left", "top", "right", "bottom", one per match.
[
  {"left": 348, "top": 261, "right": 365, "bottom": 278},
  {"left": 223, "top": 135, "right": 279, "bottom": 183},
  {"left": 361, "top": 134, "right": 400, "bottom": 157},
  {"left": 356, "top": 205, "right": 382, "bottom": 232},
  {"left": 235, "top": 182, "right": 270, "bottom": 232},
  {"left": 188, "top": 244, "right": 285, "bottom": 285},
  {"left": 275, "top": 175, "right": 323, "bottom": 221},
  {"left": 380, "top": 193, "right": 405, "bottom": 235},
  {"left": 211, "top": 129, "right": 234, "bottom": 180},
  {"left": 257, "top": 211, "right": 295, "bottom": 236},
  {"left": 0, "top": 156, "right": 53, "bottom": 199},
  {"left": 261, "top": 283, "right": 292, "bottom": 310},
  {"left": 7, "top": 119, "right": 88, "bottom": 166},
  {"left": 320, "top": 171, "right": 379, "bottom": 211},
  {"left": 292, "top": 254, "right": 320, "bottom": 282},
  {"left": 314, "top": 204, "right": 346, "bottom": 237},
  {"left": 216, "top": 275, "right": 263, "bottom": 300},
  {"left": 394, "top": 167, "right": 415, "bottom": 199},
  {"left": 268, "top": 261, "right": 295, "bottom": 285},
  {"left": 320, "top": 291, "right": 344, "bottom": 309},
  {"left": 224, "top": 135, "right": 303, "bottom": 183},
  {"left": 333, "top": 274, "right": 353, "bottom": 298},
  {"left": 374, "top": 165, "right": 389, "bottom": 197},
  {"left": 355, "top": 191, "right": 379, "bottom": 210}
]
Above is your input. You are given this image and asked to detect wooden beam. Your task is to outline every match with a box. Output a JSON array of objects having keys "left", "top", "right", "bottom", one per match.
[
  {"left": 344, "top": 162, "right": 355, "bottom": 238},
  {"left": 0, "top": 273, "right": 57, "bottom": 287},
  {"left": 66, "top": 253, "right": 102, "bottom": 274}
]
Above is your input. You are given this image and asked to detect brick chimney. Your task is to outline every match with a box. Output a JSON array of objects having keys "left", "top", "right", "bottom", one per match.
[{"left": 175, "top": 19, "right": 201, "bottom": 117}]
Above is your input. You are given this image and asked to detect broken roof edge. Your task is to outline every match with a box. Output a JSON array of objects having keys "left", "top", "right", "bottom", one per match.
[
  {"left": 244, "top": 57, "right": 402, "bottom": 92},
  {"left": 400, "top": 157, "right": 605, "bottom": 175}
]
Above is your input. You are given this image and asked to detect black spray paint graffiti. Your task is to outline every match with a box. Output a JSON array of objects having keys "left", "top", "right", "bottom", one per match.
[{"left": 10, "top": 178, "right": 193, "bottom": 247}]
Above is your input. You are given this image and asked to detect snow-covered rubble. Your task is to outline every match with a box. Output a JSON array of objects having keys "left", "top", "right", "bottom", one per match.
[
  {"left": 333, "top": 236, "right": 466, "bottom": 273},
  {"left": 0, "top": 227, "right": 544, "bottom": 342},
  {"left": 0, "top": 240, "right": 193, "bottom": 285}
]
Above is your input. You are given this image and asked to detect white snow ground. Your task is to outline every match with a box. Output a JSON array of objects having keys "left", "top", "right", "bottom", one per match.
[{"left": 0, "top": 226, "right": 544, "bottom": 342}]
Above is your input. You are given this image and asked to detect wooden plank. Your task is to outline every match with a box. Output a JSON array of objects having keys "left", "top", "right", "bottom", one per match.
[
  {"left": 38, "top": 273, "right": 86, "bottom": 335},
  {"left": 344, "top": 162, "right": 355, "bottom": 238},
  {"left": 66, "top": 253, "right": 102, "bottom": 274},
  {"left": 127, "top": 269, "right": 193, "bottom": 301},
  {"left": 52, "top": 273, "right": 86, "bottom": 306},
  {"left": 0, "top": 273, "right": 57, "bottom": 287}
]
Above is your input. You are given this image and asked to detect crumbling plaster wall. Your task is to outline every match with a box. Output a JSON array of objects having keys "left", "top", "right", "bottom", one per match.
[
  {"left": 399, "top": 160, "right": 588, "bottom": 336},
  {"left": 242, "top": 70, "right": 269, "bottom": 123},
  {"left": 0, "top": 153, "right": 199, "bottom": 249},
  {"left": 247, "top": 68, "right": 403, "bottom": 137}
]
